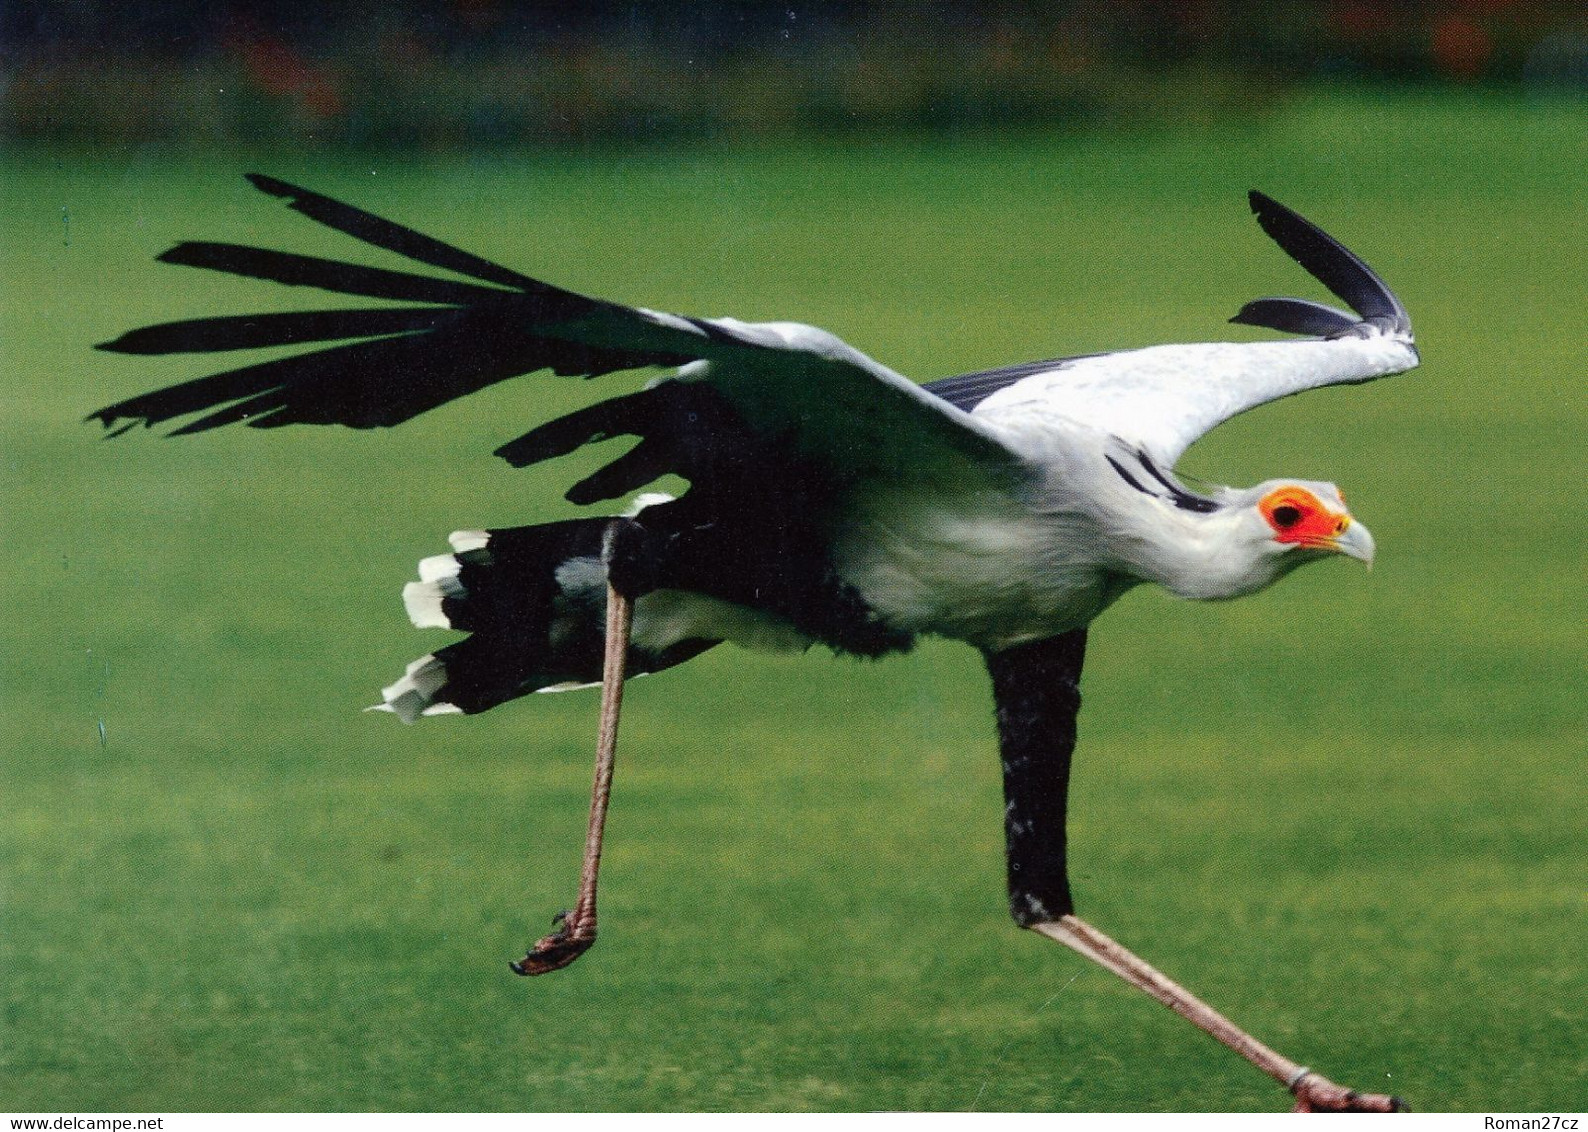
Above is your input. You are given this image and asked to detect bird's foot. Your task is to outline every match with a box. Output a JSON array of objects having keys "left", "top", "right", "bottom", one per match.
[
  {"left": 1290, "top": 1070, "right": 1406, "bottom": 1113},
  {"left": 510, "top": 909, "right": 596, "bottom": 976}
]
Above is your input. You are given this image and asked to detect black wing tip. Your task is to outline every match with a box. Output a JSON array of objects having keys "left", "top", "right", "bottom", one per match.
[
  {"left": 492, "top": 436, "right": 538, "bottom": 468},
  {"left": 154, "top": 241, "right": 219, "bottom": 268},
  {"left": 83, "top": 407, "right": 143, "bottom": 437},
  {"left": 93, "top": 326, "right": 188, "bottom": 355},
  {"left": 1241, "top": 188, "right": 1411, "bottom": 337},
  {"left": 241, "top": 171, "right": 544, "bottom": 296},
  {"left": 246, "top": 172, "right": 298, "bottom": 198},
  {"left": 1248, "top": 189, "right": 1312, "bottom": 233},
  {"left": 84, "top": 413, "right": 140, "bottom": 439},
  {"left": 1228, "top": 296, "right": 1360, "bottom": 337},
  {"left": 1247, "top": 188, "right": 1314, "bottom": 241}
]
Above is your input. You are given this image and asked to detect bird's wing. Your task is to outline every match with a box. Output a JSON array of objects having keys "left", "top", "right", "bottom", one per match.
[
  {"left": 962, "top": 192, "right": 1419, "bottom": 466},
  {"left": 92, "top": 174, "right": 1024, "bottom": 493}
]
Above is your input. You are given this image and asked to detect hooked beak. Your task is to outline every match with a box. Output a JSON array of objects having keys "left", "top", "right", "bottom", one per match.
[{"left": 1324, "top": 517, "right": 1375, "bottom": 568}]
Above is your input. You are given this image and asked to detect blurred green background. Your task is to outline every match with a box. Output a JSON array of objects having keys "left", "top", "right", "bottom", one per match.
[{"left": 3, "top": 1, "right": 1586, "bottom": 1115}]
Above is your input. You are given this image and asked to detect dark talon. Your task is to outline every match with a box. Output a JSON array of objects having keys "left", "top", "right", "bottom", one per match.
[{"left": 511, "top": 910, "right": 597, "bottom": 976}]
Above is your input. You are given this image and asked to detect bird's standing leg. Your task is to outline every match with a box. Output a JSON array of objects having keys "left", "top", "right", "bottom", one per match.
[
  {"left": 1028, "top": 917, "right": 1405, "bottom": 1112},
  {"left": 985, "top": 632, "right": 1404, "bottom": 1112},
  {"left": 511, "top": 521, "right": 637, "bottom": 976}
]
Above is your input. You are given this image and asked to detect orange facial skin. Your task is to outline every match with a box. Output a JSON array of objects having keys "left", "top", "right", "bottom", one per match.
[{"left": 1259, "top": 487, "right": 1351, "bottom": 549}]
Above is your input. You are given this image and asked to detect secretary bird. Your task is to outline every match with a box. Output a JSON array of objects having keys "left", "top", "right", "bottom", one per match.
[{"left": 93, "top": 176, "right": 1416, "bottom": 1111}]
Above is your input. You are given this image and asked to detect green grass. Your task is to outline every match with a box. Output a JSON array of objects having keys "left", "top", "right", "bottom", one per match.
[{"left": 2, "top": 88, "right": 1584, "bottom": 1111}]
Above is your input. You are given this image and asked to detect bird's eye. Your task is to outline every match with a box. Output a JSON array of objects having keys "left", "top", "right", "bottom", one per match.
[{"left": 1272, "top": 505, "right": 1302, "bottom": 528}]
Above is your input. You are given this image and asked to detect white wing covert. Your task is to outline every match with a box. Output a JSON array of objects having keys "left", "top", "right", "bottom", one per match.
[
  {"left": 969, "top": 192, "right": 1418, "bottom": 466},
  {"left": 631, "top": 314, "right": 1029, "bottom": 491}
]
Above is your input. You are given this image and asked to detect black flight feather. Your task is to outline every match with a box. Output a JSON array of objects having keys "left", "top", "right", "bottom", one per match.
[
  {"left": 91, "top": 307, "right": 680, "bottom": 434},
  {"left": 1228, "top": 296, "right": 1360, "bottom": 338},
  {"left": 156, "top": 242, "right": 512, "bottom": 307},
  {"left": 494, "top": 386, "right": 665, "bottom": 468},
  {"left": 922, "top": 354, "right": 1102, "bottom": 412},
  {"left": 245, "top": 174, "right": 548, "bottom": 294},
  {"left": 1247, "top": 190, "right": 1411, "bottom": 335},
  {"left": 91, "top": 179, "right": 697, "bottom": 434},
  {"left": 166, "top": 390, "right": 294, "bottom": 435},
  {"left": 495, "top": 381, "right": 746, "bottom": 492},
  {"left": 92, "top": 336, "right": 400, "bottom": 429},
  {"left": 96, "top": 326, "right": 521, "bottom": 432},
  {"left": 565, "top": 436, "right": 675, "bottom": 505},
  {"left": 96, "top": 308, "right": 459, "bottom": 355}
]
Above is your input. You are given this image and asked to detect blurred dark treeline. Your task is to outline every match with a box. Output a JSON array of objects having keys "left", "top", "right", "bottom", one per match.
[{"left": 5, "top": 1, "right": 1587, "bottom": 146}]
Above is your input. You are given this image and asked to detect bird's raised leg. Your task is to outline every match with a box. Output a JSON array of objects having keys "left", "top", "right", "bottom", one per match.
[
  {"left": 985, "top": 632, "right": 1405, "bottom": 1112},
  {"left": 511, "top": 522, "right": 636, "bottom": 976}
]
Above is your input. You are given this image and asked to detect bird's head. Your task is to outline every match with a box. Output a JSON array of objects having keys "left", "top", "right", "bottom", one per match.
[
  {"left": 1112, "top": 465, "right": 1376, "bottom": 602},
  {"left": 1217, "top": 480, "right": 1374, "bottom": 589}
]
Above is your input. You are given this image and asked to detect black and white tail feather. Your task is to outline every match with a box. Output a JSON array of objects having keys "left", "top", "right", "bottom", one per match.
[
  {"left": 371, "top": 495, "right": 747, "bottom": 721},
  {"left": 92, "top": 177, "right": 1416, "bottom": 718}
]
